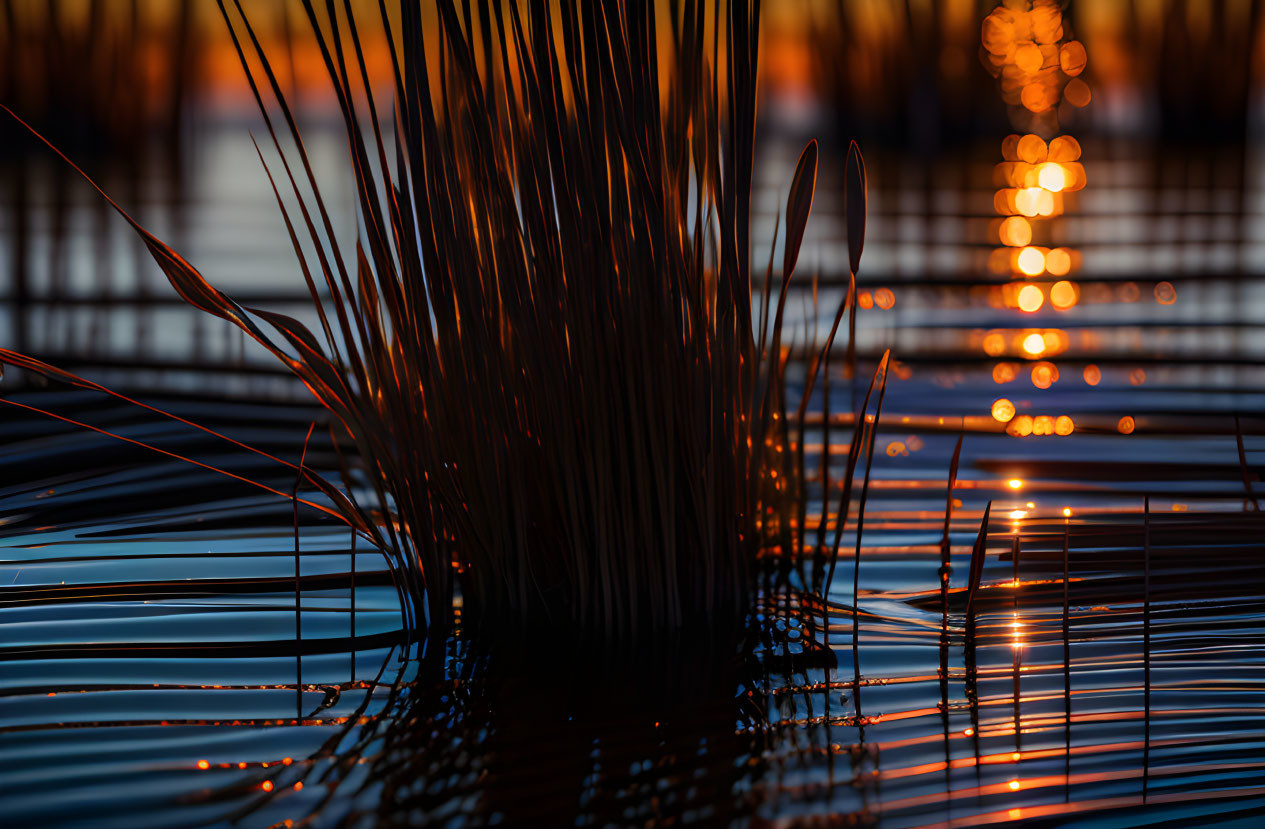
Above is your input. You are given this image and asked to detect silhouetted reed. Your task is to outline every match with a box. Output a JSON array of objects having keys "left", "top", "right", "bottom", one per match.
[{"left": 2, "top": 0, "right": 875, "bottom": 649}]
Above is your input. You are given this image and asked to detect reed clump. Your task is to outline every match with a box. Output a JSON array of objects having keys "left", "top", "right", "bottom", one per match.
[{"left": 4, "top": 0, "right": 866, "bottom": 646}]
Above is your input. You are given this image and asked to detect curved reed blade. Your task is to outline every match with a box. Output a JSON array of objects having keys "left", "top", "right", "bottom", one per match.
[
  {"left": 845, "top": 140, "right": 867, "bottom": 277},
  {"left": 783, "top": 140, "right": 819, "bottom": 280},
  {"left": 964, "top": 501, "right": 993, "bottom": 617}
]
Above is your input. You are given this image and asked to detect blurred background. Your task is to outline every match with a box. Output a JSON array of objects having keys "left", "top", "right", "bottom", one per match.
[{"left": 2, "top": 0, "right": 1264, "bottom": 420}]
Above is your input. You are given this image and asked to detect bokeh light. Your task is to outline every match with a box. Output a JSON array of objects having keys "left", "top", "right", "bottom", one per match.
[
  {"left": 1044, "top": 247, "right": 1072, "bottom": 276},
  {"left": 992, "top": 398, "right": 1017, "bottom": 423},
  {"left": 1017, "top": 284, "right": 1045, "bottom": 312},
  {"left": 1030, "top": 361, "right": 1059, "bottom": 388},
  {"left": 993, "top": 362, "right": 1019, "bottom": 383},
  {"left": 1017, "top": 246, "right": 1046, "bottom": 275},
  {"left": 1038, "top": 163, "right": 1065, "bottom": 192},
  {"left": 1007, "top": 414, "right": 1035, "bottom": 437},
  {"left": 1050, "top": 280, "right": 1078, "bottom": 309},
  {"left": 1000, "top": 216, "right": 1033, "bottom": 247}
]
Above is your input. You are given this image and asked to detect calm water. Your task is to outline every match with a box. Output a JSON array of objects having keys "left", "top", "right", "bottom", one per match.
[{"left": 3, "top": 87, "right": 1265, "bottom": 826}]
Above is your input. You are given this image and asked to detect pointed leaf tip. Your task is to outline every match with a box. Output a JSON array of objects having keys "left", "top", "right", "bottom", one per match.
[
  {"left": 846, "top": 140, "right": 867, "bottom": 276},
  {"left": 782, "top": 139, "right": 819, "bottom": 280}
]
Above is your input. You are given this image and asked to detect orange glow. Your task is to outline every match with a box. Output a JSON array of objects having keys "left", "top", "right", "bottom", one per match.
[
  {"left": 1022, "top": 333, "right": 1046, "bottom": 355},
  {"left": 874, "top": 287, "right": 895, "bottom": 310},
  {"left": 983, "top": 332, "right": 1008, "bottom": 356},
  {"left": 964, "top": 727, "right": 975, "bottom": 737},
  {"left": 1047, "top": 135, "right": 1082, "bottom": 163},
  {"left": 1118, "top": 415, "right": 1136, "bottom": 435},
  {"left": 1007, "top": 414, "right": 1035, "bottom": 437},
  {"left": 1016, "top": 134, "right": 1047, "bottom": 164},
  {"left": 283, "top": 757, "right": 293, "bottom": 766},
  {"left": 1061, "top": 162, "right": 1088, "bottom": 191},
  {"left": 1000, "top": 216, "right": 1033, "bottom": 247},
  {"left": 1008, "top": 478, "right": 1023, "bottom": 490},
  {"left": 1050, "top": 280, "right": 1078, "bottom": 309},
  {"left": 1060, "top": 41, "right": 1087, "bottom": 76},
  {"left": 1055, "top": 415, "right": 1075, "bottom": 436},
  {"left": 294, "top": 782, "right": 304, "bottom": 791},
  {"left": 1155, "top": 281, "right": 1177, "bottom": 305},
  {"left": 1035, "top": 189, "right": 1056, "bottom": 216},
  {"left": 993, "top": 362, "right": 1019, "bottom": 383},
  {"left": 858, "top": 291, "right": 874, "bottom": 310},
  {"left": 1130, "top": 369, "right": 1147, "bottom": 386},
  {"left": 1017, "top": 247, "right": 1045, "bottom": 276},
  {"left": 1038, "top": 162, "right": 1066, "bottom": 192},
  {"left": 1083, "top": 364, "right": 1101, "bottom": 385},
  {"left": 197, "top": 760, "right": 210, "bottom": 770},
  {"left": 1045, "top": 248, "right": 1072, "bottom": 276},
  {"left": 1014, "top": 43, "right": 1044, "bottom": 74},
  {"left": 886, "top": 441, "right": 908, "bottom": 457},
  {"left": 1031, "top": 362, "right": 1058, "bottom": 389},
  {"left": 1009, "top": 509, "right": 1027, "bottom": 520},
  {"left": 1017, "top": 284, "right": 1045, "bottom": 313},
  {"left": 261, "top": 780, "right": 274, "bottom": 793},
  {"left": 1001, "top": 134, "right": 1021, "bottom": 161},
  {"left": 992, "top": 398, "right": 1017, "bottom": 423},
  {"left": 1062, "top": 507, "right": 1073, "bottom": 517},
  {"left": 1065, "top": 77, "right": 1091, "bottom": 107},
  {"left": 1015, "top": 187, "right": 1041, "bottom": 217},
  {"left": 1009, "top": 779, "right": 1022, "bottom": 791},
  {"left": 1033, "top": 415, "right": 1055, "bottom": 435},
  {"left": 1021, "top": 82, "right": 1055, "bottom": 113}
]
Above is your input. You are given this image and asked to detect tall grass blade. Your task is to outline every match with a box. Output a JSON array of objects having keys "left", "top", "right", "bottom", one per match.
[{"left": 964, "top": 501, "right": 993, "bottom": 617}]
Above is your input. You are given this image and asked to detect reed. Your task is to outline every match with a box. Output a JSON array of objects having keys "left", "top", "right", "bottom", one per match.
[{"left": 3, "top": 0, "right": 870, "bottom": 647}]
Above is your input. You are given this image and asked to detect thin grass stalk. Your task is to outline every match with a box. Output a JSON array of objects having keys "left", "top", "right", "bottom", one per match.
[
  {"left": 938, "top": 434, "right": 964, "bottom": 748},
  {"left": 1062, "top": 514, "right": 1072, "bottom": 790},
  {"left": 1235, "top": 415, "right": 1259, "bottom": 511},
  {"left": 294, "top": 423, "right": 316, "bottom": 720},
  {"left": 1143, "top": 495, "right": 1151, "bottom": 803},
  {"left": 850, "top": 354, "right": 890, "bottom": 726},
  {"left": 964, "top": 501, "right": 992, "bottom": 617},
  {"left": 350, "top": 527, "right": 356, "bottom": 683}
]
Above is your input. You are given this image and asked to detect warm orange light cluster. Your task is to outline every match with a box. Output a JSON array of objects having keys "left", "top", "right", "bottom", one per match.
[
  {"left": 1003, "top": 412, "right": 1075, "bottom": 437},
  {"left": 981, "top": 2, "right": 1088, "bottom": 121},
  {"left": 983, "top": 1, "right": 1090, "bottom": 422},
  {"left": 978, "top": 328, "right": 1069, "bottom": 359}
]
